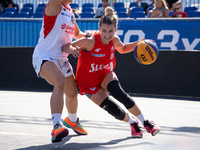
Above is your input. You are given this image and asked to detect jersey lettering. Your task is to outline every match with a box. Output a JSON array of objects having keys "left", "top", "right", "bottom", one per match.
[
  {"left": 89, "top": 62, "right": 113, "bottom": 73},
  {"left": 61, "top": 24, "right": 74, "bottom": 35}
]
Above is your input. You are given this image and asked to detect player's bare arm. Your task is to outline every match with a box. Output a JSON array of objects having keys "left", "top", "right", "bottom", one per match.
[
  {"left": 71, "top": 36, "right": 95, "bottom": 52},
  {"left": 62, "top": 43, "right": 81, "bottom": 58},
  {"left": 45, "top": 0, "right": 62, "bottom": 16},
  {"left": 74, "top": 21, "right": 87, "bottom": 40},
  {"left": 62, "top": 36, "right": 94, "bottom": 58},
  {"left": 114, "top": 36, "right": 140, "bottom": 54}
]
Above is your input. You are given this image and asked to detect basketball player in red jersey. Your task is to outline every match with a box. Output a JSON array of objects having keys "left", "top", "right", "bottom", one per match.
[
  {"left": 32, "top": 0, "right": 91, "bottom": 143},
  {"left": 63, "top": 7, "right": 160, "bottom": 138}
]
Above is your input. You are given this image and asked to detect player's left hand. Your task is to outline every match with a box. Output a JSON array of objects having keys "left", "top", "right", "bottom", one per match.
[{"left": 72, "top": 46, "right": 82, "bottom": 58}]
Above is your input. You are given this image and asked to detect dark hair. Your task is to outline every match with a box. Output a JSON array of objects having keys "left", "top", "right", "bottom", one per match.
[{"left": 99, "top": 7, "right": 118, "bottom": 28}]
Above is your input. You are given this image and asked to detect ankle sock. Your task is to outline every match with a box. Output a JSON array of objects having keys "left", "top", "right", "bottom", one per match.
[
  {"left": 68, "top": 112, "right": 77, "bottom": 122},
  {"left": 136, "top": 113, "right": 146, "bottom": 125},
  {"left": 52, "top": 113, "right": 61, "bottom": 128},
  {"left": 128, "top": 117, "right": 137, "bottom": 124}
]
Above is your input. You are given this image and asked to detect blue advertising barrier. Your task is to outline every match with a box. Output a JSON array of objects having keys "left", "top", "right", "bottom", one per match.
[
  {"left": 0, "top": 19, "right": 42, "bottom": 47},
  {"left": 0, "top": 18, "right": 200, "bottom": 50},
  {"left": 117, "top": 18, "right": 200, "bottom": 50}
]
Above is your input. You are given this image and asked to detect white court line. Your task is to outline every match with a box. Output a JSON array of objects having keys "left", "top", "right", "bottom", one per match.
[
  {"left": 0, "top": 132, "right": 49, "bottom": 137},
  {"left": 0, "top": 132, "right": 27, "bottom": 135}
]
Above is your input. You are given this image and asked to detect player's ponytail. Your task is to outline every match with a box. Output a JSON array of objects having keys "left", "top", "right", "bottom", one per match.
[
  {"left": 99, "top": 7, "right": 118, "bottom": 28},
  {"left": 72, "top": 9, "right": 80, "bottom": 17},
  {"left": 105, "top": 7, "right": 115, "bottom": 16}
]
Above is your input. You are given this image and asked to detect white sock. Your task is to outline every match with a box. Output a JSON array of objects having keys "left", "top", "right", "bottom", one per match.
[
  {"left": 68, "top": 112, "right": 77, "bottom": 122},
  {"left": 52, "top": 113, "right": 61, "bottom": 128},
  {"left": 136, "top": 113, "right": 146, "bottom": 125},
  {"left": 128, "top": 117, "right": 137, "bottom": 124}
]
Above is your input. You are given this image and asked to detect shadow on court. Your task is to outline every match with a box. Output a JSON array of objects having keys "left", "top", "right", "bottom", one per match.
[
  {"left": 16, "top": 136, "right": 155, "bottom": 150},
  {"left": 0, "top": 91, "right": 200, "bottom": 150}
]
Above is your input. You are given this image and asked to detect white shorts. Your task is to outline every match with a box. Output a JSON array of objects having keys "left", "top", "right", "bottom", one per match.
[{"left": 32, "top": 56, "right": 73, "bottom": 78}]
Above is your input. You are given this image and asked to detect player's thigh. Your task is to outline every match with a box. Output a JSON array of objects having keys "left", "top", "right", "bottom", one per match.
[
  {"left": 90, "top": 88, "right": 109, "bottom": 106},
  {"left": 39, "top": 61, "right": 66, "bottom": 86},
  {"left": 64, "top": 74, "right": 78, "bottom": 98},
  {"left": 101, "top": 71, "right": 118, "bottom": 91}
]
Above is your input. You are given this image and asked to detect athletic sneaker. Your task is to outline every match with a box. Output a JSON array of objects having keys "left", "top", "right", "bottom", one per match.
[
  {"left": 130, "top": 119, "right": 143, "bottom": 138},
  {"left": 144, "top": 120, "right": 160, "bottom": 136},
  {"left": 51, "top": 122, "right": 69, "bottom": 143},
  {"left": 63, "top": 117, "right": 88, "bottom": 135}
]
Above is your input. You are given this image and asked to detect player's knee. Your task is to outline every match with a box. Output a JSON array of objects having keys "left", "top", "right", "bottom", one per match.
[
  {"left": 66, "top": 90, "right": 78, "bottom": 101},
  {"left": 54, "top": 77, "right": 66, "bottom": 92},
  {"left": 122, "top": 96, "right": 135, "bottom": 109},
  {"left": 100, "top": 97, "right": 125, "bottom": 120},
  {"left": 107, "top": 80, "right": 135, "bottom": 109}
]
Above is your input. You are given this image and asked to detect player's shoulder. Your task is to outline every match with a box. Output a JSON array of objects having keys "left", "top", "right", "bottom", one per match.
[
  {"left": 113, "top": 35, "right": 121, "bottom": 44},
  {"left": 113, "top": 35, "right": 120, "bottom": 40},
  {"left": 81, "top": 34, "right": 94, "bottom": 42},
  {"left": 81, "top": 35, "right": 95, "bottom": 51}
]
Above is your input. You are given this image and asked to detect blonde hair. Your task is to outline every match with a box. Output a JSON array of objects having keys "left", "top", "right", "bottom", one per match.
[
  {"left": 99, "top": 7, "right": 118, "bottom": 28},
  {"left": 175, "top": 1, "right": 182, "bottom": 7},
  {"left": 105, "top": 7, "right": 115, "bottom": 16},
  {"left": 155, "top": 0, "right": 168, "bottom": 8},
  {"left": 72, "top": 9, "right": 79, "bottom": 16}
]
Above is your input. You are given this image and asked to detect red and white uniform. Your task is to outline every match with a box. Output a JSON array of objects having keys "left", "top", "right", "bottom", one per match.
[
  {"left": 76, "top": 32, "right": 116, "bottom": 95},
  {"left": 32, "top": 3, "right": 75, "bottom": 77}
]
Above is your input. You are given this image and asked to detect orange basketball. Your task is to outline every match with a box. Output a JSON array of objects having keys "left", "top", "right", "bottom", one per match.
[{"left": 134, "top": 40, "right": 159, "bottom": 65}]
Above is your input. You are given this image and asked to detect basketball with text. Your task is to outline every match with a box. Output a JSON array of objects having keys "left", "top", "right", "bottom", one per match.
[{"left": 134, "top": 40, "right": 159, "bottom": 65}]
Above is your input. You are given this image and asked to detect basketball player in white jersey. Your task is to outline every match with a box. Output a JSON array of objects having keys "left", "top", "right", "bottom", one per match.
[{"left": 32, "top": 0, "right": 90, "bottom": 143}]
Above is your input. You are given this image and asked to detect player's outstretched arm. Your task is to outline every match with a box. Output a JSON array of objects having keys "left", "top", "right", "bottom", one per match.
[
  {"left": 114, "top": 36, "right": 141, "bottom": 54},
  {"left": 71, "top": 36, "right": 95, "bottom": 52},
  {"left": 62, "top": 36, "right": 95, "bottom": 58},
  {"left": 62, "top": 43, "right": 82, "bottom": 58}
]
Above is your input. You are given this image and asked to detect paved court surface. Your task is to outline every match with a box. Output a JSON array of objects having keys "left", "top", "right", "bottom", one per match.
[{"left": 0, "top": 90, "right": 200, "bottom": 150}]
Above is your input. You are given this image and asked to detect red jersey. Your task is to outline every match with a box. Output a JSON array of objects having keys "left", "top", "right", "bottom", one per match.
[
  {"left": 172, "top": 12, "right": 187, "bottom": 17},
  {"left": 76, "top": 32, "right": 116, "bottom": 95}
]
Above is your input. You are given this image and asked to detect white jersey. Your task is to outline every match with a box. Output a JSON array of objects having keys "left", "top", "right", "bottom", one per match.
[{"left": 33, "top": 4, "right": 75, "bottom": 59}]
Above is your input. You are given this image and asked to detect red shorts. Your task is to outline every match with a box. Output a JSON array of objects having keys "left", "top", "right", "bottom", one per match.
[{"left": 77, "top": 71, "right": 116, "bottom": 95}]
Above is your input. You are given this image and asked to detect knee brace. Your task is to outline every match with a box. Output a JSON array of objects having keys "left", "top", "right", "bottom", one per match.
[
  {"left": 100, "top": 97, "right": 125, "bottom": 120},
  {"left": 107, "top": 80, "right": 135, "bottom": 109}
]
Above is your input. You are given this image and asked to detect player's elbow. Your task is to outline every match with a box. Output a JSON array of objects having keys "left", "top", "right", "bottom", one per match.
[{"left": 117, "top": 49, "right": 126, "bottom": 54}]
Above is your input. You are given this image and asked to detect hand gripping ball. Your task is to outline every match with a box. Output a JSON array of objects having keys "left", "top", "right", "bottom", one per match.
[{"left": 134, "top": 40, "right": 159, "bottom": 65}]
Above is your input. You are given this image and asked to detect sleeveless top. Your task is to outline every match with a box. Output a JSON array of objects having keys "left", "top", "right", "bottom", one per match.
[
  {"left": 33, "top": 3, "right": 75, "bottom": 59},
  {"left": 76, "top": 32, "right": 116, "bottom": 95}
]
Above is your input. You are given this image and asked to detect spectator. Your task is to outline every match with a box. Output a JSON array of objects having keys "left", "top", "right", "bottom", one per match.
[
  {"left": 135, "top": 0, "right": 154, "bottom": 13},
  {"left": 171, "top": 1, "right": 187, "bottom": 17},
  {"left": 150, "top": 0, "right": 169, "bottom": 18},
  {"left": 94, "top": 0, "right": 109, "bottom": 18},
  {"left": 0, "top": 0, "right": 16, "bottom": 13},
  {"left": 166, "top": 0, "right": 178, "bottom": 12},
  {"left": 169, "top": 2, "right": 176, "bottom": 12}
]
